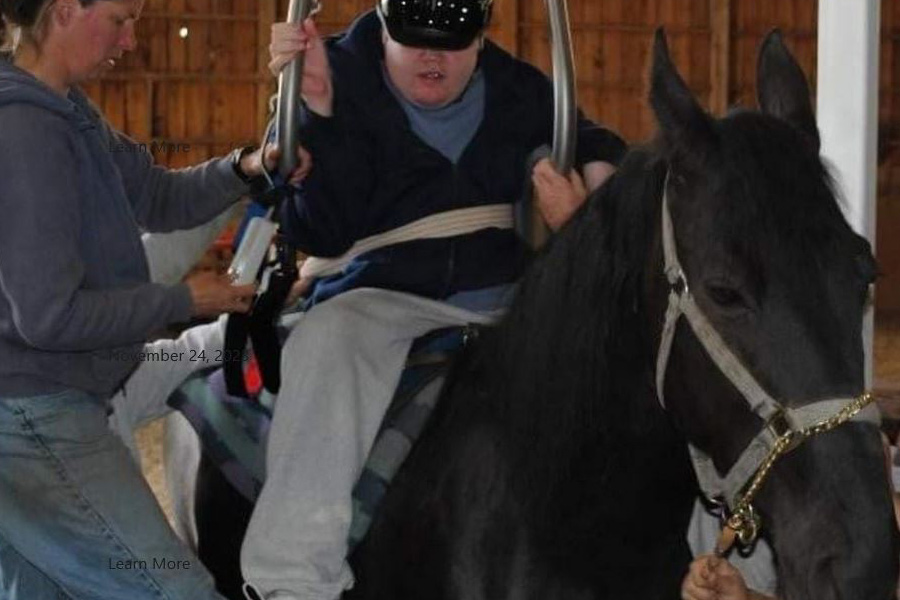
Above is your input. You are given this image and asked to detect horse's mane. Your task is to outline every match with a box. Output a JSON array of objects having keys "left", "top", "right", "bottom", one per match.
[{"left": 466, "top": 148, "right": 670, "bottom": 497}]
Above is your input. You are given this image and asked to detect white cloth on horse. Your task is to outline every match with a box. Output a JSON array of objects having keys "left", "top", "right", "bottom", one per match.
[
  {"left": 105, "top": 318, "right": 225, "bottom": 552},
  {"left": 107, "top": 317, "right": 225, "bottom": 463},
  {"left": 164, "top": 398, "right": 205, "bottom": 552},
  {"left": 686, "top": 500, "right": 778, "bottom": 596},
  {"left": 108, "top": 207, "right": 236, "bottom": 463},
  {"left": 241, "top": 287, "right": 504, "bottom": 600},
  {"left": 142, "top": 203, "right": 240, "bottom": 286}
]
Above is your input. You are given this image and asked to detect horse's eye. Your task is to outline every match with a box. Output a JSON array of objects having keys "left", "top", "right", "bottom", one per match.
[{"left": 705, "top": 284, "right": 747, "bottom": 310}]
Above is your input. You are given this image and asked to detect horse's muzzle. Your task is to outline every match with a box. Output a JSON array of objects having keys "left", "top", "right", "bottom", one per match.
[{"left": 771, "top": 425, "right": 899, "bottom": 600}]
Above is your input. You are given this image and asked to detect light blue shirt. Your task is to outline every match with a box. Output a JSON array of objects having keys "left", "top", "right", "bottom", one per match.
[{"left": 383, "top": 65, "right": 485, "bottom": 164}]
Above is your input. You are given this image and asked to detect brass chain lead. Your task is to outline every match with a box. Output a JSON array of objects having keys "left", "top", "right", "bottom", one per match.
[{"left": 719, "top": 392, "right": 876, "bottom": 552}]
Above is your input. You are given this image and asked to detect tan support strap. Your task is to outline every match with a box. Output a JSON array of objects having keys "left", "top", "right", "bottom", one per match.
[{"left": 300, "top": 204, "right": 514, "bottom": 279}]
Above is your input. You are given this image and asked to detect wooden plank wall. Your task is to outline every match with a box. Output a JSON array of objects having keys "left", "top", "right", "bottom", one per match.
[
  {"left": 83, "top": 0, "right": 900, "bottom": 310},
  {"left": 82, "top": 0, "right": 270, "bottom": 167},
  {"left": 880, "top": 1, "right": 900, "bottom": 311},
  {"left": 730, "top": 0, "right": 818, "bottom": 109},
  {"left": 515, "top": 0, "right": 711, "bottom": 142},
  {"left": 510, "top": 0, "right": 817, "bottom": 144}
]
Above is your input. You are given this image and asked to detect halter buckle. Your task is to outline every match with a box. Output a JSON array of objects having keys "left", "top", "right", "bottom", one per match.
[
  {"left": 668, "top": 268, "right": 689, "bottom": 296},
  {"left": 766, "top": 410, "right": 794, "bottom": 440},
  {"left": 727, "top": 504, "right": 761, "bottom": 548},
  {"left": 766, "top": 410, "right": 806, "bottom": 455}
]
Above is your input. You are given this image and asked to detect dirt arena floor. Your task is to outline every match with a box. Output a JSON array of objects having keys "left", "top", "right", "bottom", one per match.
[
  {"left": 136, "top": 418, "right": 173, "bottom": 522},
  {"left": 137, "top": 310, "right": 900, "bottom": 524}
]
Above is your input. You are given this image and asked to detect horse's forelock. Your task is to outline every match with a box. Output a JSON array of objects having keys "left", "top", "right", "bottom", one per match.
[{"left": 710, "top": 112, "right": 859, "bottom": 292}]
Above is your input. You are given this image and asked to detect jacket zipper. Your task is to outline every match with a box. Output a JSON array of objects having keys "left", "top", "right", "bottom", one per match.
[{"left": 443, "top": 162, "right": 460, "bottom": 296}]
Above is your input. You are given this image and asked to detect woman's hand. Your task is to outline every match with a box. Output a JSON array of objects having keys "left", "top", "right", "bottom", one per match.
[
  {"left": 185, "top": 271, "right": 256, "bottom": 317},
  {"left": 531, "top": 157, "right": 588, "bottom": 231},
  {"left": 240, "top": 143, "right": 313, "bottom": 186},
  {"left": 682, "top": 555, "right": 776, "bottom": 600},
  {"left": 269, "top": 18, "right": 333, "bottom": 117}
]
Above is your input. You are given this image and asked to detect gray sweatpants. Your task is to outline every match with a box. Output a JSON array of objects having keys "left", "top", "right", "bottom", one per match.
[{"left": 241, "top": 288, "right": 501, "bottom": 600}]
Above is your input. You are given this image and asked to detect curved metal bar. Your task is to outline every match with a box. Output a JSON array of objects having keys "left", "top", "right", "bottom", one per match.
[
  {"left": 546, "top": 0, "right": 577, "bottom": 174},
  {"left": 276, "top": 0, "right": 318, "bottom": 178}
]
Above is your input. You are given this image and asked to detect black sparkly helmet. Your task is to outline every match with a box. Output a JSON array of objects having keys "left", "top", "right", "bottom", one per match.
[{"left": 376, "top": 0, "right": 493, "bottom": 51}]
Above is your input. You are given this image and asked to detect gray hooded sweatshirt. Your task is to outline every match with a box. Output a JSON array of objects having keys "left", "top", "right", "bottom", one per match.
[{"left": 0, "top": 58, "right": 249, "bottom": 398}]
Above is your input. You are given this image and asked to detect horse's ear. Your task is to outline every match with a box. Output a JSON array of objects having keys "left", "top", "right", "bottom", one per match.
[
  {"left": 757, "top": 29, "right": 820, "bottom": 150},
  {"left": 650, "top": 28, "right": 718, "bottom": 170}
]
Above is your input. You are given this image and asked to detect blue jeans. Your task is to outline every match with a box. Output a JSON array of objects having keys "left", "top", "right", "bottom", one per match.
[{"left": 0, "top": 390, "right": 224, "bottom": 600}]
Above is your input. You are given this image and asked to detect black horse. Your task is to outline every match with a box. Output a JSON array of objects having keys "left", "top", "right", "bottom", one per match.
[{"left": 192, "top": 31, "right": 899, "bottom": 600}]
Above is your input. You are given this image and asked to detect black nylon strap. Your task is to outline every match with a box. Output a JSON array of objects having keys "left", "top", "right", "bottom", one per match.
[
  {"left": 223, "top": 312, "right": 252, "bottom": 398},
  {"left": 223, "top": 237, "right": 298, "bottom": 398}
]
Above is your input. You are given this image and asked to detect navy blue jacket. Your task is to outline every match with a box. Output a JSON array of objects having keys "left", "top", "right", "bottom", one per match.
[{"left": 281, "top": 11, "right": 626, "bottom": 305}]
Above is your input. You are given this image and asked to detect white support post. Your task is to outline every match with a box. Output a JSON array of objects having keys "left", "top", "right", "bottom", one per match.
[{"left": 817, "top": 0, "right": 881, "bottom": 385}]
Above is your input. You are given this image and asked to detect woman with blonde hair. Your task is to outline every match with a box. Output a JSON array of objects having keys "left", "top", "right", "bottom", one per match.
[{"left": 0, "top": 1, "right": 301, "bottom": 598}]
